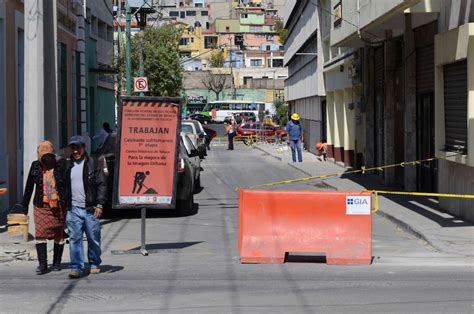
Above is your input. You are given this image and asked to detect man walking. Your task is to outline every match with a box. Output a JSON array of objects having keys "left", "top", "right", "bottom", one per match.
[
  {"left": 286, "top": 113, "right": 304, "bottom": 162},
  {"left": 64, "top": 136, "right": 107, "bottom": 278}
]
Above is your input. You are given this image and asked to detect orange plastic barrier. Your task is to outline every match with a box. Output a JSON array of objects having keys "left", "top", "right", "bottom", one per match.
[{"left": 239, "top": 190, "right": 372, "bottom": 265}]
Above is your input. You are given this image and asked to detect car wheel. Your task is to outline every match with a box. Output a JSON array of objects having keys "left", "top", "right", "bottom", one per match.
[
  {"left": 194, "top": 174, "right": 201, "bottom": 193},
  {"left": 177, "top": 175, "right": 196, "bottom": 216},
  {"left": 243, "top": 138, "right": 251, "bottom": 146}
]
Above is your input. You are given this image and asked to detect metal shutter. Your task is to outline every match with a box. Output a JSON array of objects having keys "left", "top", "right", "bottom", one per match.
[
  {"left": 416, "top": 44, "right": 434, "bottom": 94},
  {"left": 444, "top": 60, "right": 468, "bottom": 153},
  {"left": 374, "top": 47, "right": 385, "bottom": 168}
]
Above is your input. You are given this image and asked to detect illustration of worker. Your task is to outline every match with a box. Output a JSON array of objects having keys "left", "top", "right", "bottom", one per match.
[{"left": 133, "top": 171, "right": 150, "bottom": 194}]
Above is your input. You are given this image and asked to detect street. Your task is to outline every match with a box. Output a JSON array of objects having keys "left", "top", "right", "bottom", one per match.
[{"left": 1, "top": 143, "right": 473, "bottom": 313}]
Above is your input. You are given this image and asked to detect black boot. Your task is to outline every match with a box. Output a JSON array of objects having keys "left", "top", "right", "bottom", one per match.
[
  {"left": 35, "top": 243, "right": 48, "bottom": 275},
  {"left": 52, "top": 243, "right": 64, "bottom": 271}
]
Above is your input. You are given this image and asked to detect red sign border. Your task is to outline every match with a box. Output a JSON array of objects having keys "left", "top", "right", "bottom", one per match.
[{"left": 112, "top": 96, "right": 182, "bottom": 210}]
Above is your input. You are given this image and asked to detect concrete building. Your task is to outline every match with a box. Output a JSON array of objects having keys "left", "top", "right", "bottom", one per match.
[
  {"left": 326, "top": 0, "right": 474, "bottom": 222},
  {"left": 0, "top": 0, "right": 24, "bottom": 210},
  {"left": 284, "top": 0, "right": 325, "bottom": 155}
]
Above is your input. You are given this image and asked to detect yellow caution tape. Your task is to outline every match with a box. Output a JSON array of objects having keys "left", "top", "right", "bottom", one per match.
[
  {"left": 365, "top": 189, "right": 474, "bottom": 213},
  {"left": 246, "top": 153, "right": 460, "bottom": 189}
]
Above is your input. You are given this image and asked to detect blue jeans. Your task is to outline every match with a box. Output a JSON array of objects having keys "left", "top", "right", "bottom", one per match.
[
  {"left": 290, "top": 139, "right": 303, "bottom": 162},
  {"left": 66, "top": 206, "right": 102, "bottom": 273}
]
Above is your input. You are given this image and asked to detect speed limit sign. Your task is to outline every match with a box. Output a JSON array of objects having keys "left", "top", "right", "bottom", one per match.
[{"left": 134, "top": 77, "right": 148, "bottom": 93}]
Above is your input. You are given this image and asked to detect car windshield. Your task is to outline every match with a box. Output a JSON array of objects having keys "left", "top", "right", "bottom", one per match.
[{"left": 181, "top": 124, "right": 194, "bottom": 134}]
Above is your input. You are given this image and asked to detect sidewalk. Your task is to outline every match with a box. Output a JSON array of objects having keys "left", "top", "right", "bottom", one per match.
[{"left": 253, "top": 142, "right": 474, "bottom": 257}]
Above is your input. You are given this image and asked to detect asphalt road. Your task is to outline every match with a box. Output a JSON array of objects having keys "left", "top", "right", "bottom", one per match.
[{"left": 0, "top": 143, "right": 473, "bottom": 313}]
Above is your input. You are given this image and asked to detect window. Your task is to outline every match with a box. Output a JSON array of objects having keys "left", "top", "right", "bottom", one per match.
[
  {"left": 243, "top": 76, "right": 252, "bottom": 85},
  {"left": 241, "top": 124, "right": 250, "bottom": 129},
  {"left": 272, "top": 59, "right": 284, "bottom": 67},
  {"left": 191, "top": 37, "right": 194, "bottom": 43},
  {"left": 169, "top": 11, "right": 179, "bottom": 17},
  {"left": 226, "top": 26, "right": 230, "bottom": 32},
  {"left": 201, "top": 10, "right": 208, "bottom": 16},
  {"left": 266, "top": 45, "right": 271, "bottom": 51},
  {"left": 241, "top": 13, "right": 248, "bottom": 18},
  {"left": 186, "top": 11, "right": 196, "bottom": 16},
  {"left": 59, "top": 43, "right": 68, "bottom": 147},
  {"left": 250, "top": 25, "right": 263, "bottom": 32},
  {"left": 179, "top": 38, "right": 189, "bottom": 45},
  {"left": 204, "top": 36, "right": 218, "bottom": 48},
  {"left": 250, "top": 59, "right": 262, "bottom": 67},
  {"left": 195, "top": 3, "right": 203, "bottom": 7},
  {"left": 181, "top": 124, "right": 194, "bottom": 133},
  {"left": 180, "top": 11, "right": 185, "bottom": 18},
  {"left": 333, "top": 1, "right": 342, "bottom": 27}
]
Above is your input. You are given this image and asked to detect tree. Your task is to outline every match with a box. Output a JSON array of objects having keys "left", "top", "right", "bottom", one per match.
[
  {"left": 116, "top": 25, "right": 184, "bottom": 96},
  {"left": 202, "top": 71, "right": 228, "bottom": 100},
  {"left": 275, "top": 18, "right": 288, "bottom": 45},
  {"left": 274, "top": 99, "right": 289, "bottom": 126},
  {"left": 209, "top": 49, "right": 225, "bottom": 68}
]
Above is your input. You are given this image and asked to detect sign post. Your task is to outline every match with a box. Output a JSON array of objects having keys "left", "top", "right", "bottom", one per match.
[{"left": 111, "top": 96, "right": 181, "bottom": 256}]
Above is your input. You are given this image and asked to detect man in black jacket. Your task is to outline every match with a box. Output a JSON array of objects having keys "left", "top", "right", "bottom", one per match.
[{"left": 64, "top": 135, "right": 107, "bottom": 279}]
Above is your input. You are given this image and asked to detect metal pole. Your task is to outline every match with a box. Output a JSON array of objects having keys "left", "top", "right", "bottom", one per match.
[
  {"left": 139, "top": 30, "right": 145, "bottom": 96},
  {"left": 125, "top": 1, "right": 132, "bottom": 96},
  {"left": 230, "top": 50, "right": 236, "bottom": 100},
  {"left": 140, "top": 207, "right": 148, "bottom": 256}
]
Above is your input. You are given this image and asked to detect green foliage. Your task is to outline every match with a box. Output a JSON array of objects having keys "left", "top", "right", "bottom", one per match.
[
  {"left": 116, "top": 25, "right": 184, "bottom": 96},
  {"left": 209, "top": 50, "right": 225, "bottom": 68},
  {"left": 274, "top": 99, "right": 288, "bottom": 126},
  {"left": 275, "top": 18, "right": 288, "bottom": 45}
]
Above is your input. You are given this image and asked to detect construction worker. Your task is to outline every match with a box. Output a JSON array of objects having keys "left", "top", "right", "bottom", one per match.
[{"left": 286, "top": 113, "right": 304, "bottom": 162}]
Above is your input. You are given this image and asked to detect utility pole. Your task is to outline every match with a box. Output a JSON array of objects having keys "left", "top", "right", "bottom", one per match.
[
  {"left": 125, "top": 1, "right": 132, "bottom": 96},
  {"left": 230, "top": 50, "right": 236, "bottom": 100}
]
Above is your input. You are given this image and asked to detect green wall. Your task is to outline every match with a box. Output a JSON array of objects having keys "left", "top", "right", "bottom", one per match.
[{"left": 240, "top": 13, "right": 265, "bottom": 25}]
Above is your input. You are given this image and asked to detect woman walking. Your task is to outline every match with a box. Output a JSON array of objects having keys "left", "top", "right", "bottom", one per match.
[
  {"left": 22, "top": 141, "right": 66, "bottom": 274},
  {"left": 224, "top": 121, "right": 235, "bottom": 150}
]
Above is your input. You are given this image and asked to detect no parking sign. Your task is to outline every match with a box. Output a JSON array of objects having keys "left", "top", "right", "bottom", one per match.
[{"left": 134, "top": 77, "right": 149, "bottom": 93}]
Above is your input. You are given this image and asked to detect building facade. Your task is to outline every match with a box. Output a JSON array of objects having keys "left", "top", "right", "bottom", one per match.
[
  {"left": 284, "top": 0, "right": 325, "bottom": 155},
  {"left": 322, "top": 0, "right": 474, "bottom": 221},
  {"left": 0, "top": 0, "right": 24, "bottom": 210}
]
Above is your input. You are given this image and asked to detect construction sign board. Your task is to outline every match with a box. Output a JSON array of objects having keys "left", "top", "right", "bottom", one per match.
[
  {"left": 134, "top": 77, "right": 149, "bottom": 92},
  {"left": 113, "top": 96, "right": 181, "bottom": 209}
]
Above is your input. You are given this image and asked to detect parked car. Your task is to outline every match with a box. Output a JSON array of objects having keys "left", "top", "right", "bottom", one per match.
[
  {"left": 96, "top": 133, "right": 199, "bottom": 216},
  {"left": 188, "top": 113, "right": 212, "bottom": 125},
  {"left": 181, "top": 132, "right": 202, "bottom": 193},
  {"left": 181, "top": 120, "right": 207, "bottom": 158},
  {"left": 235, "top": 122, "right": 287, "bottom": 144}
]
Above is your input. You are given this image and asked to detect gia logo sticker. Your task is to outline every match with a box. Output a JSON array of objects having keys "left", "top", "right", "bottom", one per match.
[{"left": 346, "top": 196, "right": 371, "bottom": 215}]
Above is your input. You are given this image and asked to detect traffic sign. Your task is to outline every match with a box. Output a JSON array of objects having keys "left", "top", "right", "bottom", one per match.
[{"left": 134, "top": 77, "right": 148, "bottom": 92}]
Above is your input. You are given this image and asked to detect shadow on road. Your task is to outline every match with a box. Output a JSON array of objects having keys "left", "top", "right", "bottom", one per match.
[{"left": 128, "top": 241, "right": 202, "bottom": 251}]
